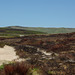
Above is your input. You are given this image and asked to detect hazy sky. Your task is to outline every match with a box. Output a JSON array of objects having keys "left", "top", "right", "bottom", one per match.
[{"left": 0, "top": 0, "right": 75, "bottom": 28}]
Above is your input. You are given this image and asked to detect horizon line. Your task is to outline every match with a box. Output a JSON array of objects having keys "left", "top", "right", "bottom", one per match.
[{"left": 0, "top": 25, "right": 75, "bottom": 28}]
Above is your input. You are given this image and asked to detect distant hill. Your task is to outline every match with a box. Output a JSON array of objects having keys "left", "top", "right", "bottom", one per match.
[
  {"left": 0, "top": 27, "right": 46, "bottom": 37},
  {"left": 8, "top": 26, "right": 75, "bottom": 34}
]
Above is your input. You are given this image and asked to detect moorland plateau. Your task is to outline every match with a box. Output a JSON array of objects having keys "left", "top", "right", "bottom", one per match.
[{"left": 0, "top": 26, "right": 75, "bottom": 75}]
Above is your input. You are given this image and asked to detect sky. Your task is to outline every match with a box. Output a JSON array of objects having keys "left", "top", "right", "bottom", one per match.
[{"left": 0, "top": 0, "right": 75, "bottom": 28}]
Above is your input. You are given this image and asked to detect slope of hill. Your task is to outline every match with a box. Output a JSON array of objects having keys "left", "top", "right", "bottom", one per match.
[
  {"left": 0, "top": 27, "right": 46, "bottom": 37},
  {"left": 8, "top": 26, "right": 75, "bottom": 34}
]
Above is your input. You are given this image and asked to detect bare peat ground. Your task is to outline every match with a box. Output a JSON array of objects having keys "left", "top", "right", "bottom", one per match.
[{"left": 0, "top": 32, "right": 75, "bottom": 75}]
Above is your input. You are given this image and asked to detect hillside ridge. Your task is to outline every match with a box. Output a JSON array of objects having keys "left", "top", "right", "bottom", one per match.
[{"left": 7, "top": 26, "right": 75, "bottom": 34}]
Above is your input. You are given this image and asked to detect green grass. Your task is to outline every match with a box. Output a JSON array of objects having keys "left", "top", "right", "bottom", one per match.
[
  {"left": 33, "top": 68, "right": 39, "bottom": 71},
  {"left": 0, "top": 65, "right": 4, "bottom": 70}
]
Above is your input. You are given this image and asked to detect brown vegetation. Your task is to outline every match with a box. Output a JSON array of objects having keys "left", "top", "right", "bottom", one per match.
[{"left": 0, "top": 32, "right": 75, "bottom": 75}]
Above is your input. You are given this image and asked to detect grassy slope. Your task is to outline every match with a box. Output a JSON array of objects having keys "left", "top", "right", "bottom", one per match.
[
  {"left": 0, "top": 27, "right": 46, "bottom": 37},
  {"left": 8, "top": 26, "right": 75, "bottom": 34}
]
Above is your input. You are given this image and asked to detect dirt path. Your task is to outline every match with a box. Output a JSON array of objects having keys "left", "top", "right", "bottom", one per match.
[{"left": 0, "top": 45, "right": 19, "bottom": 65}]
